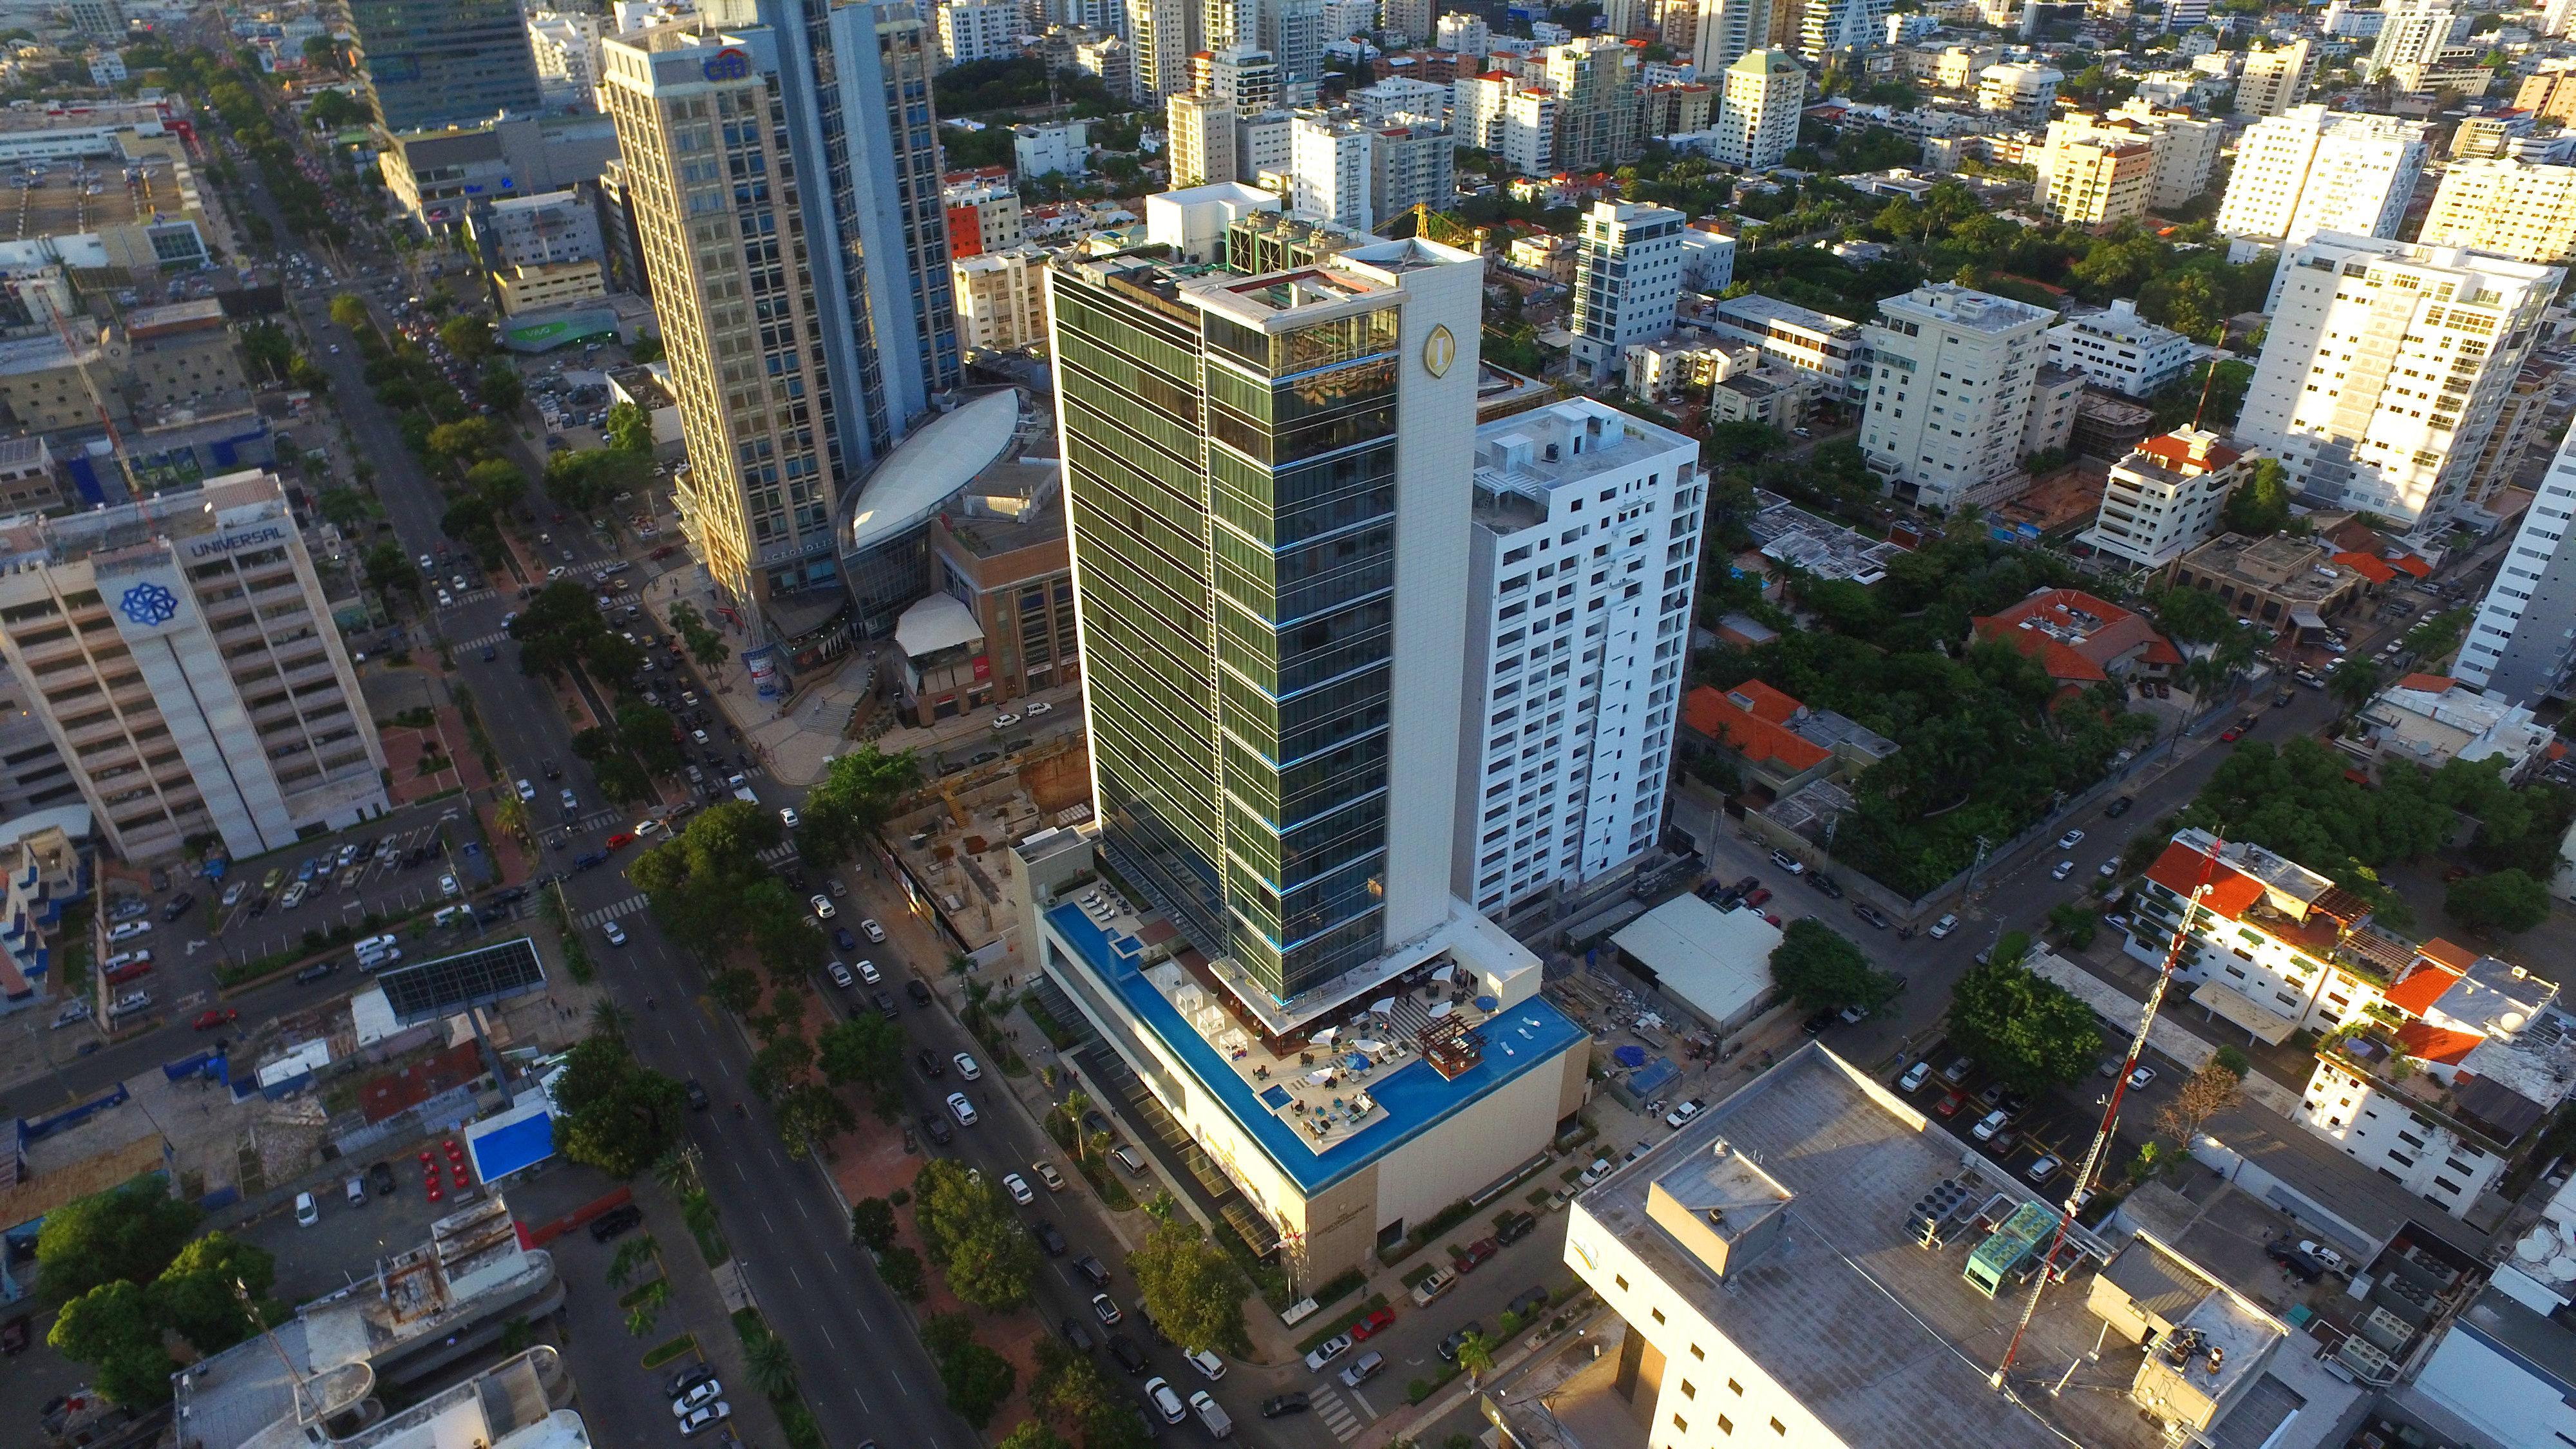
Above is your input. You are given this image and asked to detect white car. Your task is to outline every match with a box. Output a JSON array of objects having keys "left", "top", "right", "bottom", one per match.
[
  {"left": 1185, "top": 1348, "right": 1226, "bottom": 1381},
  {"left": 676, "top": 1401, "right": 732, "bottom": 1437},
  {"left": 1897, "top": 1060, "right": 1933, "bottom": 1092},
  {"left": 1002, "top": 1172, "right": 1034, "bottom": 1205},
  {"left": 810, "top": 894, "right": 836, "bottom": 919},
  {"left": 826, "top": 961, "right": 853, "bottom": 988},
  {"left": 1303, "top": 1333, "right": 1353, "bottom": 1372},
  {"left": 1144, "top": 1377, "right": 1185, "bottom": 1424},
  {"left": 861, "top": 918, "right": 886, "bottom": 943},
  {"left": 2098, "top": 859, "right": 2118, "bottom": 878},
  {"left": 436, "top": 590, "right": 453, "bottom": 607},
  {"left": 603, "top": 920, "right": 627, "bottom": 946},
  {"left": 779, "top": 807, "right": 800, "bottom": 829},
  {"left": 108, "top": 919, "right": 152, "bottom": 942},
  {"left": 294, "top": 1191, "right": 319, "bottom": 1227},
  {"left": 2056, "top": 828, "right": 2086, "bottom": 849},
  {"left": 953, "top": 1052, "right": 982, "bottom": 1081},
  {"left": 1662, "top": 1098, "right": 1703, "bottom": 1128},
  {"left": 515, "top": 778, "right": 536, "bottom": 802},
  {"left": 450, "top": 574, "right": 469, "bottom": 592},
  {"left": 560, "top": 788, "right": 578, "bottom": 811},
  {"left": 2050, "top": 859, "right": 2076, "bottom": 880},
  {"left": 1928, "top": 913, "right": 1959, "bottom": 939},
  {"left": 1972, "top": 1108, "right": 2011, "bottom": 1141},
  {"left": 672, "top": 1379, "right": 723, "bottom": 1416},
  {"left": 691, "top": 729, "right": 710, "bottom": 746},
  {"left": 1025, "top": 700, "right": 1054, "bottom": 715},
  {"left": 102, "top": 949, "right": 151, "bottom": 972},
  {"left": 992, "top": 712, "right": 1021, "bottom": 728},
  {"left": 634, "top": 820, "right": 662, "bottom": 838},
  {"left": 946, "top": 1092, "right": 978, "bottom": 1126},
  {"left": 2126, "top": 1065, "right": 2158, "bottom": 1091},
  {"left": 858, "top": 960, "right": 882, "bottom": 985},
  {"left": 439, "top": 872, "right": 461, "bottom": 898},
  {"left": 417, "top": 553, "right": 435, "bottom": 571}
]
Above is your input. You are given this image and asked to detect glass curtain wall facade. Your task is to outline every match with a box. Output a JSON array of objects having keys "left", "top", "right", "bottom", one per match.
[{"left": 1053, "top": 264, "right": 1404, "bottom": 1003}]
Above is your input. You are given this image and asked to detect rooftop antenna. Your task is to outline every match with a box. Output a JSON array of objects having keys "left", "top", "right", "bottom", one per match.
[{"left": 1991, "top": 827, "right": 2228, "bottom": 1392}]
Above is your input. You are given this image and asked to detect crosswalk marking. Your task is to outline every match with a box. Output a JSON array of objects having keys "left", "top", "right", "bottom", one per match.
[
  {"left": 1311, "top": 1386, "right": 1361, "bottom": 1441},
  {"left": 576, "top": 808, "right": 623, "bottom": 833},
  {"left": 459, "top": 629, "right": 509, "bottom": 650},
  {"left": 757, "top": 842, "right": 795, "bottom": 865},
  {"left": 436, "top": 587, "right": 497, "bottom": 611},
  {"left": 579, "top": 893, "right": 649, "bottom": 928}
]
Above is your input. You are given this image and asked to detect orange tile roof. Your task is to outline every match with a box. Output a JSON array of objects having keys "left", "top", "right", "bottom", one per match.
[
  {"left": 2143, "top": 839, "right": 2266, "bottom": 919},
  {"left": 1680, "top": 684, "right": 1832, "bottom": 773},
  {"left": 2389, "top": 554, "right": 2432, "bottom": 578},
  {"left": 2333, "top": 551, "right": 2397, "bottom": 584},
  {"left": 2418, "top": 937, "right": 2479, "bottom": 972},
  {"left": 1974, "top": 587, "right": 2174, "bottom": 685},
  {"left": 2383, "top": 962, "right": 2463, "bottom": 1018},
  {"left": 2396, "top": 1019, "right": 2483, "bottom": 1066},
  {"left": 2395, "top": 672, "right": 2455, "bottom": 694},
  {"left": 2134, "top": 431, "right": 2242, "bottom": 473}
]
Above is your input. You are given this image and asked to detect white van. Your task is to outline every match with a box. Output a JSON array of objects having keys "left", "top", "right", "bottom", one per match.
[{"left": 354, "top": 934, "right": 401, "bottom": 970}]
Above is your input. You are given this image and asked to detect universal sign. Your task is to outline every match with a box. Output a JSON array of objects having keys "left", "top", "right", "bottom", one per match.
[{"left": 186, "top": 523, "right": 287, "bottom": 560}]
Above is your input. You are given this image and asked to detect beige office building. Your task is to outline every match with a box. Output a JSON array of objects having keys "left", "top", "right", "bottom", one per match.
[
  {"left": 0, "top": 471, "right": 388, "bottom": 862},
  {"left": 1167, "top": 90, "right": 1237, "bottom": 186},
  {"left": 2235, "top": 39, "right": 2312, "bottom": 117},
  {"left": 2418, "top": 158, "right": 2576, "bottom": 264}
]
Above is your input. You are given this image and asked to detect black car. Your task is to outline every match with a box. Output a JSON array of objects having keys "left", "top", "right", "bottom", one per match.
[
  {"left": 542, "top": 761, "right": 563, "bottom": 779},
  {"left": 1260, "top": 1392, "right": 1311, "bottom": 1419},
  {"left": 905, "top": 979, "right": 933, "bottom": 1007},
  {"left": 1107, "top": 1334, "right": 1150, "bottom": 1375},
  {"left": 1495, "top": 1209, "right": 1538, "bottom": 1245},
  {"left": 2105, "top": 794, "right": 2134, "bottom": 817},
  {"left": 587, "top": 1204, "right": 644, "bottom": 1242},
  {"left": 920, "top": 1109, "right": 954, "bottom": 1146},
  {"left": 1075, "top": 1254, "right": 1112, "bottom": 1287},
  {"left": 873, "top": 990, "right": 899, "bottom": 1020},
  {"left": 295, "top": 960, "right": 339, "bottom": 985},
  {"left": 685, "top": 1078, "right": 710, "bottom": 1111},
  {"left": 1061, "top": 1317, "right": 1094, "bottom": 1353},
  {"left": 916, "top": 1048, "right": 947, "bottom": 1079},
  {"left": 1810, "top": 872, "right": 1845, "bottom": 899},
  {"left": 368, "top": 1160, "right": 397, "bottom": 1197},
  {"left": 1800, "top": 1010, "right": 1833, "bottom": 1036},
  {"left": 663, "top": 1361, "right": 717, "bottom": 1399},
  {"left": 1851, "top": 901, "right": 1890, "bottom": 929},
  {"left": 1033, "top": 1218, "right": 1068, "bottom": 1256},
  {"left": 493, "top": 886, "right": 529, "bottom": 905},
  {"left": 162, "top": 892, "right": 195, "bottom": 921},
  {"left": 2265, "top": 1240, "right": 2324, "bottom": 1282},
  {"left": 1507, "top": 1285, "right": 1551, "bottom": 1320},
  {"left": 1438, "top": 1321, "right": 1484, "bottom": 1361}
]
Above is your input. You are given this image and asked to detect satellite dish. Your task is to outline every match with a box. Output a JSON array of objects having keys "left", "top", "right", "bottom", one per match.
[
  {"left": 2549, "top": 1255, "right": 2576, "bottom": 1285},
  {"left": 2518, "top": 1231, "right": 2553, "bottom": 1262},
  {"left": 2498, "top": 1010, "right": 2527, "bottom": 1034}
]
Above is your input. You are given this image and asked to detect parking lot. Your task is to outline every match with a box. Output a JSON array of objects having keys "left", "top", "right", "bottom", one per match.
[{"left": 1891, "top": 1035, "right": 2187, "bottom": 1197}]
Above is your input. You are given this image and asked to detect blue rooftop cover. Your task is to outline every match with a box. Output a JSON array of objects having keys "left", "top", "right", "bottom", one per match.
[
  {"left": 468, "top": 1104, "right": 556, "bottom": 1183},
  {"left": 1047, "top": 904, "right": 1586, "bottom": 1193}
]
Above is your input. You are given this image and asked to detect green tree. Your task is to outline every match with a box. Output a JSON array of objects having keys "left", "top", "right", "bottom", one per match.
[
  {"left": 1455, "top": 1330, "right": 1496, "bottom": 1384},
  {"left": 439, "top": 314, "right": 495, "bottom": 360},
  {"left": 2445, "top": 867, "right": 2552, "bottom": 934},
  {"left": 426, "top": 416, "right": 503, "bottom": 467},
  {"left": 550, "top": 1035, "right": 688, "bottom": 1177},
  {"left": 48, "top": 1280, "right": 171, "bottom": 1406},
  {"left": 478, "top": 357, "right": 524, "bottom": 414},
  {"left": 1946, "top": 958, "right": 2103, "bottom": 1093},
  {"left": 818, "top": 1012, "right": 909, "bottom": 1119},
  {"left": 1767, "top": 918, "right": 1889, "bottom": 1012},
  {"left": 36, "top": 1179, "right": 200, "bottom": 1301},
  {"left": 628, "top": 800, "right": 785, "bottom": 954},
  {"left": 240, "top": 321, "right": 293, "bottom": 381},
  {"left": 365, "top": 540, "right": 421, "bottom": 596},
  {"left": 922, "top": 1312, "right": 1019, "bottom": 1427},
  {"left": 772, "top": 1080, "right": 858, "bottom": 1157},
  {"left": 605, "top": 400, "right": 656, "bottom": 454},
  {"left": 2145, "top": 584, "right": 2235, "bottom": 645},
  {"left": 997, "top": 1421, "right": 1075, "bottom": 1449},
  {"left": 2046, "top": 900, "right": 2099, "bottom": 949},
  {"left": 152, "top": 1233, "right": 278, "bottom": 1354},
  {"left": 796, "top": 746, "right": 922, "bottom": 865},
  {"left": 328, "top": 293, "right": 370, "bottom": 330},
  {"left": 913, "top": 1159, "right": 1039, "bottom": 1308},
  {"left": 2220, "top": 457, "right": 2293, "bottom": 536},
  {"left": 2327, "top": 658, "right": 2383, "bottom": 717},
  {"left": 850, "top": 1197, "right": 898, "bottom": 1252},
  {"left": 1126, "top": 1216, "right": 1251, "bottom": 1356},
  {"left": 745, "top": 1325, "right": 800, "bottom": 1399}
]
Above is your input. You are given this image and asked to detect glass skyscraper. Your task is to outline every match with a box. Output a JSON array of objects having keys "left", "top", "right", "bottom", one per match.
[
  {"left": 1048, "top": 240, "right": 1484, "bottom": 1014},
  {"left": 345, "top": 0, "right": 544, "bottom": 133}
]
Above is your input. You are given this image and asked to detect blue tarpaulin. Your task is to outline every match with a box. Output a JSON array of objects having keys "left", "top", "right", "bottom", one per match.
[{"left": 1627, "top": 1056, "right": 1680, "bottom": 1099}]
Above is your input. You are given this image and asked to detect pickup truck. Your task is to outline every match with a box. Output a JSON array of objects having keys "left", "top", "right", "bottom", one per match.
[
  {"left": 728, "top": 773, "right": 758, "bottom": 805},
  {"left": 1190, "top": 1390, "right": 1233, "bottom": 1438}
]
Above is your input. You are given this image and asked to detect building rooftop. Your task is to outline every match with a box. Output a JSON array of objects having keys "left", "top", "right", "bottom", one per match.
[
  {"left": 1711, "top": 292, "right": 1862, "bottom": 338},
  {"left": 2177, "top": 533, "right": 2363, "bottom": 607},
  {"left": 122, "top": 296, "right": 225, "bottom": 336},
  {"left": 0, "top": 467, "right": 285, "bottom": 567},
  {"left": 1973, "top": 585, "right": 2179, "bottom": 684},
  {"left": 1607, "top": 893, "right": 1780, "bottom": 1027},
  {"left": 1572, "top": 1045, "right": 2242, "bottom": 1449},
  {"left": 841, "top": 388, "right": 1034, "bottom": 556},
  {"left": 1879, "top": 281, "right": 2056, "bottom": 334},
  {"left": 1043, "top": 899, "right": 1586, "bottom": 1193},
  {"left": 1471, "top": 397, "right": 1697, "bottom": 532},
  {"left": 1744, "top": 489, "right": 1908, "bottom": 584}
]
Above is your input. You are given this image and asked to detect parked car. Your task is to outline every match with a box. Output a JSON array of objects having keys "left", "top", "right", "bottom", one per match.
[
  {"left": 1897, "top": 1061, "right": 1933, "bottom": 1092},
  {"left": 1092, "top": 1293, "right": 1124, "bottom": 1325},
  {"left": 1260, "top": 1392, "right": 1311, "bottom": 1418},
  {"left": 1340, "top": 1350, "right": 1387, "bottom": 1387},
  {"left": 947, "top": 1092, "right": 978, "bottom": 1126},
  {"left": 294, "top": 1191, "right": 318, "bottom": 1226},
  {"left": 1349, "top": 1307, "right": 1397, "bottom": 1340},
  {"left": 588, "top": 1204, "right": 644, "bottom": 1242},
  {"left": 1927, "top": 913, "right": 1960, "bottom": 939},
  {"left": 1768, "top": 849, "right": 1805, "bottom": 875},
  {"left": 1303, "top": 1334, "right": 1353, "bottom": 1373}
]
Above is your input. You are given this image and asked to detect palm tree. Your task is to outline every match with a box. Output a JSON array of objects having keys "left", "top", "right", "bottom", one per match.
[
  {"left": 589, "top": 997, "right": 631, "bottom": 1041},
  {"left": 653, "top": 1146, "right": 701, "bottom": 1197},
  {"left": 1063, "top": 1088, "right": 1094, "bottom": 1160},
  {"left": 746, "top": 1329, "right": 800, "bottom": 1400},
  {"left": 624, "top": 1303, "right": 658, "bottom": 1338},
  {"left": 1457, "top": 1331, "right": 1496, "bottom": 1385},
  {"left": 682, "top": 1189, "right": 721, "bottom": 1245}
]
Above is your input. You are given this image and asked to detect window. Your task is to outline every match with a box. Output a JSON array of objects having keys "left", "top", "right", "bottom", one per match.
[
  {"left": 1690, "top": 1345, "right": 1705, "bottom": 1361},
  {"left": 1681, "top": 1381, "right": 1696, "bottom": 1399},
  {"left": 1728, "top": 1379, "right": 1743, "bottom": 1394},
  {"left": 1615, "top": 1274, "right": 1628, "bottom": 1291},
  {"left": 1651, "top": 1308, "right": 1666, "bottom": 1323},
  {"left": 1772, "top": 1418, "right": 1787, "bottom": 1435},
  {"left": 1718, "top": 1416, "right": 1733, "bottom": 1435}
]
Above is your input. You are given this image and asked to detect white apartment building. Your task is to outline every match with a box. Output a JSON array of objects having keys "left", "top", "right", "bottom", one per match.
[
  {"left": 2234, "top": 38, "right": 2312, "bottom": 117},
  {"left": 1690, "top": 0, "right": 1783, "bottom": 75},
  {"left": 1289, "top": 109, "right": 1373, "bottom": 231},
  {"left": 0, "top": 471, "right": 390, "bottom": 862},
  {"left": 2457, "top": 425, "right": 2576, "bottom": 701},
  {"left": 1680, "top": 224, "right": 1737, "bottom": 291},
  {"left": 1455, "top": 400, "right": 1703, "bottom": 914},
  {"left": 1013, "top": 118, "right": 1089, "bottom": 176},
  {"left": 1707, "top": 293, "right": 1866, "bottom": 401},
  {"left": 1238, "top": 108, "right": 1294, "bottom": 179},
  {"left": 2047, "top": 298, "right": 2193, "bottom": 397},
  {"left": 2237, "top": 231, "right": 2561, "bottom": 533},
  {"left": 1126, "top": 0, "right": 1192, "bottom": 98},
  {"left": 2041, "top": 135, "right": 2155, "bottom": 225},
  {"left": 1571, "top": 200, "right": 1687, "bottom": 381},
  {"left": 526, "top": 8, "right": 606, "bottom": 110},
  {"left": 1166, "top": 91, "right": 1237, "bottom": 185},
  {"left": 2081, "top": 428, "right": 2249, "bottom": 569},
  {"left": 1495, "top": 84, "right": 1559, "bottom": 176},
  {"left": 1713, "top": 48, "right": 1803, "bottom": 171},
  {"left": 473, "top": 188, "right": 605, "bottom": 267},
  {"left": 1367, "top": 116, "right": 1452, "bottom": 220},
  {"left": 952, "top": 245, "right": 1049, "bottom": 354},
  {"left": 1205, "top": 45, "right": 1278, "bottom": 114},
  {"left": 1859, "top": 283, "right": 2054, "bottom": 509},
  {"left": 1262, "top": 0, "right": 1325, "bottom": 100},
  {"left": 1435, "top": 12, "right": 1489, "bottom": 53},
  {"left": 2214, "top": 105, "right": 2427, "bottom": 252},
  {"left": 2112, "top": 97, "right": 2223, "bottom": 209},
  {"left": 2370, "top": 0, "right": 2466, "bottom": 76},
  {"left": 1976, "top": 61, "right": 2062, "bottom": 121},
  {"left": 2418, "top": 158, "right": 2576, "bottom": 265},
  {"left": 1350, "top": 76, "right": 1448, "bottom": 124},
  {"left": 937, "top": 0, "right": 1023, "bottom": 67}
]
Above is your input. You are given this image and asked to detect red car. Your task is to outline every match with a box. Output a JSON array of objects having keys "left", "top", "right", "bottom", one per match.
[
  {"left": 2219, "top": 725, "right": 2246, "bottom": 743},
  {"left": 650, "top": 545, "right": 679, "bottom": 560},
  {"left": 605, "top": 832, "right": 636, "bottom": 850},
  {"left": 1458, "top": 1237, "right": 1499, "bottom": 1272},
  {"left": 1743, "top": 887, "right": 1772, "bottom": 908},
  {"left": 104, "top": 960, "right": 152, "bottom": 985},
  {"left": 1933, "top": 1090, "right": 1968, "bottom": 1119},
  {"left": 192, "top": 1007, "right": 238, "bottom": 1031},
  {"left": 1348, "top": 1307, "right": 1396, "bottom": 1341}
]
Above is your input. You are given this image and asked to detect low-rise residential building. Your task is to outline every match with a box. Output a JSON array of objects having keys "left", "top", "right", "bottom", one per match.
[
  {"left": 1012, "top": 119, "right": 1088, "bottom": 177},
  {"left": 1975, "top": 60, "right": 2061, "bottom": 121},
  {"left": 1972, "top": 585, "right": 2180, "bottom": 692},
  {"left": 2169, "top": 531, "right": 2371, "bottom": 639},
  {"left": 1640, "top": 80, "right": 1713, "bottom": 138},
  {"left": 1706, "top": 293, "right": 1867, "bottom": 402},
  {"left": 943, "top": 168, "right": 1025, "bottom": 256},
  {"left": 1456, "top": 399, "right": 1703, "bottom": 914},
  {"left": 2081, "top": 428, "right": 2248, "bottom": 569},
  {"left": 2047, "top": 298, "right": 2194, "bottom": 398},
  {"left": 1679, "top": 677, "right": 1898, "bottom": 798},
  {"left": 2021, "top": 361, "right": 2083, "bottom": 459},
  {"left": 1142, "top": 180, "right": 1280, "bottom": 265},
  {"left": 2341, "top": 672, "right": 2556, "bottom": 779}
]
